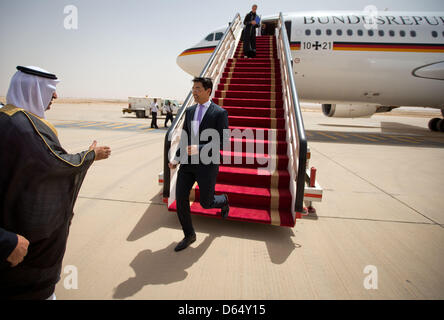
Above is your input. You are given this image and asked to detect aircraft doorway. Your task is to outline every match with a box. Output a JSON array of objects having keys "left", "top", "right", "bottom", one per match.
[
  {"left": 260, "top": 19, "right": 291, "bottom": 43},
  {"left": 260, "top": 20, "right": 277, "bottom": 36}
]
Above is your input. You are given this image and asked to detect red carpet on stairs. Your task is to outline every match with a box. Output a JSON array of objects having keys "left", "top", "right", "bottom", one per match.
[{"left": 168, "top": 35, "right": 297, "bottom": 227}]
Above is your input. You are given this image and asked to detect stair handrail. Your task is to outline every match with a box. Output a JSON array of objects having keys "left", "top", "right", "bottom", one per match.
[
  {"left": 163, "top": 13, "right": 243, "bottom": 202},
  {"left": 277, "top": 12, "right": 308, "bottom": 214}
]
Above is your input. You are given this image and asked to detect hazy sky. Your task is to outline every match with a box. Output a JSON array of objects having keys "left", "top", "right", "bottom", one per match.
[{"left": 1, "top": 0, "right": 443, "bottom": 100}]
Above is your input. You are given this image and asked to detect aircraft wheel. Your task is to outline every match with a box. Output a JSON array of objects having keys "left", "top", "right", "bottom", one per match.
[
  {"left": 428, "top": 118, "right": 441, "bottom": 131},
  {"left": 438, "top": 119, "right": 444, "bottom": 133}
]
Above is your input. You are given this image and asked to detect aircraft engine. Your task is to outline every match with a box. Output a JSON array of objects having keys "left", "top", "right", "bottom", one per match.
[{"left": 321, "top": 104, "right": 396, "bottom": 118}]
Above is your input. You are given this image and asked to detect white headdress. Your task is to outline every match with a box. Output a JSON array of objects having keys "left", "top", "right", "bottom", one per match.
[{"left": 6, "top": 66, "right": 59, "bottom": 119}]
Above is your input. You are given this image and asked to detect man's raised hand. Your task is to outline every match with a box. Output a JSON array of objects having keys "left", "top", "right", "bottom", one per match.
[{"left": 89, "top": 140, "right": 111, "bottom": 161}]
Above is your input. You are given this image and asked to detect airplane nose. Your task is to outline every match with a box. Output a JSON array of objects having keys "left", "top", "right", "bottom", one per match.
[
  {"left": 176, "top": 51, "right": 188, "bottom": 74},
  {"left": 176, "top": 46, "right": 215, "bottom": 76},
  {"left": 176, "top": 49, "right": 201, "bottom": 76}
]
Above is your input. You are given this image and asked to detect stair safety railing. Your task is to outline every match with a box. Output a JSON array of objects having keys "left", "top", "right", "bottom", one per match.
[
  {"left": 163, "top": 13, "right": 244, "bottom": 204},
  {"left": 277, "top": 13, "right": 308, "bottom": 217}
]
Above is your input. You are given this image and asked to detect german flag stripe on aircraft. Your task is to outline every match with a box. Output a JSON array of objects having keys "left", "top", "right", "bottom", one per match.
[
  {"left": 179, "top": 46, "right": 216, "bottom": 56},
  {"left": 333, "top": 42, "right": 444, "bottom": 52},
  {"left": 182, "top": 42, "right": 444, "bottom": 56}
]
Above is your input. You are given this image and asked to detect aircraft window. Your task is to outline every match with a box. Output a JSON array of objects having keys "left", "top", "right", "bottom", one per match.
[
  {"left": 431, "top": 31, "right": 438, "bottom": 38},
  {"left": 400, "top": 30, "right": 406, "bottom": 37},
  {"left": 368, "top": 30, "right": 374, "bottom": 36},
  {"left": 316, "top": 29, "right": 321, "bottom": 36},
  {"left": 215, "top": 32, "right": 223, "bottom": 41},
  {"left": 357, "top": 29, "right": 363, "bottom": 36},
  {"left": 410, "top": 30, "right": 416, "bottom": 37},
  {"left": 326, "top": 29, "right": 332, "bottom": 36},
  {"left": 347, "top": 29, "right": 353, "bottom": 36},
  {"left": 336, "top": 29, "right": 342, "bottom": 36},
  {"left": 378, "top": 30, "right": 384, "bottom": 36},
  {"left": 305, "top": 29, "right": 311, "bottom": 36},
  {"left": 205, "top": 33, "right": 214, "bottom": 41},
  {"left": 389, "top": 30, "right": 395, "bottom": 37}
]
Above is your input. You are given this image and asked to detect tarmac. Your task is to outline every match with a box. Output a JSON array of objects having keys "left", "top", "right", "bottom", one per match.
[{"left": 43, "top": 102, "right": 443, "bottom": 300}]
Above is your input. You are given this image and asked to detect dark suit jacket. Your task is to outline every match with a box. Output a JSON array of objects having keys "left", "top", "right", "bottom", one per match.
[{"left": 175, "top": 102, "right": 229, "bottom": 165}]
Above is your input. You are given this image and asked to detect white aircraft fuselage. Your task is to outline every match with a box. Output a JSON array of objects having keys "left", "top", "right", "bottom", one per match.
[{"left": 177, "top": 11, "right": 444, "bottom": 119}]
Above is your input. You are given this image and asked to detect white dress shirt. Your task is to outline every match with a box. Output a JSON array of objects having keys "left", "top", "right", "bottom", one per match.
[
  {"left": 150, "top": 102, "right": 158, "bottom": 113},
  {"left": 170, "top": 100, "right": 211, "bottom": 166}
]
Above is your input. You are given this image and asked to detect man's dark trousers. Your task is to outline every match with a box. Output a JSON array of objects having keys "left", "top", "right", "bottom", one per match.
[
  {"left": 176, "top": 163, "right": 226, "bottom": 237},
  {"left": 165, "top": 112, "right": 173, "bottom": 127},
  {"left": 151, "top": 111, "right": 158, "bottom": 128},
  {"left": 174, "top": 101, "right": 229, "bottom": 237}
]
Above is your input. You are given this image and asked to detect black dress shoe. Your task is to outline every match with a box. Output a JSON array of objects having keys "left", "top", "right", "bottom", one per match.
[
  {"left": 174, "top": 234, "right": 196, "bottom": 252},
  {"left": 221, "top": 194, "right": 230, "bottom": 219}
]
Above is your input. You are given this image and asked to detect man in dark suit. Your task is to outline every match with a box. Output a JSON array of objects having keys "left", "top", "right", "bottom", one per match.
[
  {"left": 168, "top": 77, "right": 229, "bottom": 252},
  {"left": 243, "top": 4, "right": 259, "bottom": 58}
]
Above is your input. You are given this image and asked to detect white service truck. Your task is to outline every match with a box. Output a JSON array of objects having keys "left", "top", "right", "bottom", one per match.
[
  {"left": 122, "top": 97, "right": 180, "bottom": 118},
  {"left": 122, "top": 97, "right": 162, "bottom": 118}
]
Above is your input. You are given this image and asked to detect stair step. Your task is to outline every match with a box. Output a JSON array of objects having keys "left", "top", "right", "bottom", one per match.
[
  {"left": 220, "top": 150, "right": 289, "bottom": 169},
  {"left": 236, "top": 48, "right": 277, "bottom": 52},
  {"left": 235, "top": 52, "right": 277, "bottom": 55},
  {"left": 236, "top": 50, "right": 277, "bottom": 54},
  {"left": 229, "top": 133, "right": 287, "bottom": 151},
  {"left": 224, "top": 67, "right": 281, "bottom": 75},
  {"left": 168, "top": 201, "right": 295, "bottom": 227},
  {"left": 226, "top": 62, "right": 280, "bottom": 69},
  {"left": 218, "top": 83, "right": 282, "bottom": 92},
  {"left": 228, "top": 135, "right": 287, "bottom": 154},
  {"left": 193, "top": 183, "right": 291, "bottom": 209},
  {"left": 223, "top": 106, "right": 284, "bottom": 118},
  {"left": 220, "top": 77, "right": 281, "bottom": 85},
  {"left": 239, "top": 42, "right": 276, "bottom": 46},
  {"left": 222, "top": 72, "right": 281, "bottom": 79},
  {"left": 217, "top": 166, "right": 290, "bottom": 189},
  {"left": 215, "top": 90, "right": 282, "bottom": 100},
  {"left": 234, "top": 55, "right": 277, "bottom": 58},
  {"left": 224, "top": 67, "right": 281, "bottom": 73},
  {"left": 229, "top": 126, "right": 287, "bottom": 140},
  {"left": 230, "top": 58, "right": 278, "bottom": 63},
  {"left": 217, "top": 83, "right": 282, "bottom": 93},
  {"left": 214, "top": 97, "right": 283, "bottom": 108}
]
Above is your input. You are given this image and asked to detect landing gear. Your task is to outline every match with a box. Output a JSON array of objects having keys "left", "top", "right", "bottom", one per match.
[{"left": 428, "top": 117, "right": 444, "bottom": 132}]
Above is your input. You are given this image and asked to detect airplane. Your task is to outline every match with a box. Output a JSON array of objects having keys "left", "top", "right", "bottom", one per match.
[{"left": 176, "top": 10, "right": 444, "bottom": 132}]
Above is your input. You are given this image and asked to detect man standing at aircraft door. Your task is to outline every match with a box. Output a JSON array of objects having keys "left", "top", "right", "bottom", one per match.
[
  {"left": 243, "top": 4, "right": 259, "bottom": 58},
  {"left": 168, "top": 77, "right": 229, "bottom": 252}
]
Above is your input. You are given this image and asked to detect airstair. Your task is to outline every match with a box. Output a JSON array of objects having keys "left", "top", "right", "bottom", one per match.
[{"left": 161, "top": 13, "right": 322, "bottom": 227}]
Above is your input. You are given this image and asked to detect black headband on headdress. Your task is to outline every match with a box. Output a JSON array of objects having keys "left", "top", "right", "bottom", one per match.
[{"left": 16, "top": 66, "right": 58, "bottom": 80}]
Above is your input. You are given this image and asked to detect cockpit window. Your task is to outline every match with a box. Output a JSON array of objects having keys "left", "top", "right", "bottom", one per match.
[
  {"left": 215, "top": 32, "right": 223, "bottom": 41},
  {"left": 205, "top": 33, "right": 214, "bottom": 41}
]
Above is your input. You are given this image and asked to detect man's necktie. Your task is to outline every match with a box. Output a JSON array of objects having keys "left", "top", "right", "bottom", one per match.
[
  {"left": 196, "top": 104, "right": 204, "bottom": 126},
  {"left": 193, "top": 104, "right": 204, "bottom": 136}
]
